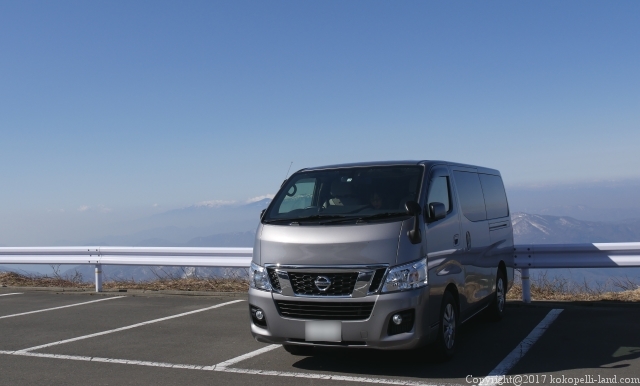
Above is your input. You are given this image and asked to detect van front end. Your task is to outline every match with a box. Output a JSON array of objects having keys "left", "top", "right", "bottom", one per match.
[
  {"left": 248, "top": 260, "right": 433, "bottom": 350},
  {"left": 248, "top": 163, "right": 434, "bottom": 352}
]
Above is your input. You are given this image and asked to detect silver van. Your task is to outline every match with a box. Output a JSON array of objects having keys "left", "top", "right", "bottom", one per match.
[{"left": 249, "top": 161, "right": 513, "bottom": 359}]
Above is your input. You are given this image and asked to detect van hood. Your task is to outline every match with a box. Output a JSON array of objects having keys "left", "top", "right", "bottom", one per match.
[{"left": 259, "top": 222, "right": 403, "bottom": 266}]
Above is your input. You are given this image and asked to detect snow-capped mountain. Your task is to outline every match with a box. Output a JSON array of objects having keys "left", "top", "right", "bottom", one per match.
[{"left": 512, "top": 213, "right": 640, "bottom": 244}]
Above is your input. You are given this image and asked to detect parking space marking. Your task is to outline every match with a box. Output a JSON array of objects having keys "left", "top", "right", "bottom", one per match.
[
  {"left": 479, "top": 309, "right": 563, "bottom": 386},
  {"left": 15, "top": 299, "right": 244, "bottom": 353},
  {"left": 0, "top": 296, "right": 125, "bottom": 319},
  {"left": 0, "top": 293, "right": 23, "bottom": 297},
  {"left": 214, "top": 344, "right": 281, "bottom": 368},
  {"left": 0, "top": 349, "right": 465, "bottom": 385},
  {"left": 0, "top": 350, "right": 215, "bottom": 370},
  {"left": 217, "top": 366, "right": 465, "bottom": 385},
  {"left": 213, "top": 345, "right": 467, "bottom": 385}
]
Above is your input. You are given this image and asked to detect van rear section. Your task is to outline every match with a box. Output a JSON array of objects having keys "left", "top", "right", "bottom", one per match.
[{"left": 248, "top": 161, "right": 513, "bottom": 357}]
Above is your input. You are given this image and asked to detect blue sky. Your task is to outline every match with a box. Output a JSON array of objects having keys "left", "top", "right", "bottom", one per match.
[{"left": 1, "top": 1, "right": 639, "bottom": 244}]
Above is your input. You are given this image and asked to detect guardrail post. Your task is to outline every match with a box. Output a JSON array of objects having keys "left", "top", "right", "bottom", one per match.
[
  {"left": 95, "top": 264, "right": 102, "bottom": 292},
  {"left": 521, "top": 268, "right": 531, "bottom": 303}
]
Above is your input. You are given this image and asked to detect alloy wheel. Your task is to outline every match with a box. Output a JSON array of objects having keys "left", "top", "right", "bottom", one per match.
[
  {"left": 443, "top": 303, "right": 456, "bottom": 349},
  {"left": 497, "top": 277, "right": 505, "bottom": 313}
]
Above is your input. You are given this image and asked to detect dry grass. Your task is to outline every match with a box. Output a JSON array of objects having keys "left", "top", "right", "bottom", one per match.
[
  {"left": 0, "top": 271, "right": 92, "bottom": 289},
  {"left": 102, "top": 277, "right": 248, "bottom": 292},
  {"left": 0, "top": 270, "right": 248, "bottom": 292},
  {"left": 506, "top": 271, "right": 640, "bottom": 302}
]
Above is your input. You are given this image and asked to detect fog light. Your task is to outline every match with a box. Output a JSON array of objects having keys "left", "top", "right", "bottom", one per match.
[
  {"left": 250, "top": 305, "right": 267, "bottom": 328},
  {"left": 388, "top": 309, "right": 415, "bottom": 336}
]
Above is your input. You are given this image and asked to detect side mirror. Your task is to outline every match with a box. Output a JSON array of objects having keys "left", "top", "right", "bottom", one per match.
[
  {"left": 427, "top": 202, "right": 446, "bottom": 223},
  {"left": 260, "top": 209, "right": 266, "bottom": 219},
  {"left": 404, "top": 201, "right": 422, "bottom": 244}
]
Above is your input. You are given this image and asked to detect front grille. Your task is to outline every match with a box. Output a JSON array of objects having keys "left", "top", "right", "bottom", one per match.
[
  {"left": 267, "top": 268, "right": 281, "bottom": 291},
  {"left": 289, "top": 272, "right": 358, "bottom": 296},
  {"left": 275, "top": 300, "right": 374, "bottom": 320}
]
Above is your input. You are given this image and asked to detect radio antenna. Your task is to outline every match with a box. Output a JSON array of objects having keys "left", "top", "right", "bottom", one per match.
[{"left": 284, "top": 161, "right": 293, "bottom": 179}]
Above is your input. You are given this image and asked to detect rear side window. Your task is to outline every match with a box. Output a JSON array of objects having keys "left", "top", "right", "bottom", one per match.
[
  {"left": 479, "top": 174, "right": 509, "bottom": 219},
  {"left": 453, "top": 171, "right": 486, "bottom": 222}
]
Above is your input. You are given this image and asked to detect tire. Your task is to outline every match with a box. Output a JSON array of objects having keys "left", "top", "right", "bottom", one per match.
[
  {"left": 283, "top": 344, "right": 314, "bottom": 356},
  {"left": 487, "top": 269, "right": 506, "bottom": 321},
  {"left": 434, "top": 291, "right": 458, "bottom": 361}
]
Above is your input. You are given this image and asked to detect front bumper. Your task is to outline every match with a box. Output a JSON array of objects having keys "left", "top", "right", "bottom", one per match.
[{"left": 248, "top": 287, "right": 433, "bottom": 350}]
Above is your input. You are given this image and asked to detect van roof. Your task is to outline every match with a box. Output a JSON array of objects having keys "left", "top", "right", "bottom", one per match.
[{"left": 297, "top": 160, "right": 501, "bottom": 176}]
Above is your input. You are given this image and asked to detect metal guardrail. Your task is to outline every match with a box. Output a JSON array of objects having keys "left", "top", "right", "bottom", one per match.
[
  {"left": 0, "top": 247, "right": 252, "bottom": 292},
  {"left": 514, "top": 242, "right": 640, "bottom": 303},
  {"left": 2, "top": 243, "right": 639, "bottom": 301}
]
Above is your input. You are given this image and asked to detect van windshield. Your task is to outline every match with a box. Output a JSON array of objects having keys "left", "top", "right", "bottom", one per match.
[{"left": 263, "top": 165, "right": 424, "bottom": 224}]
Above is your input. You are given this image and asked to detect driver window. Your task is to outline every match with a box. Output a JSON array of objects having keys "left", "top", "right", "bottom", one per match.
[
  {"left": 279, "top": 178, "right": 317, "bottom": 213},
  {"left": 427, "top": 176, "right": 451, "bottom": 214}
]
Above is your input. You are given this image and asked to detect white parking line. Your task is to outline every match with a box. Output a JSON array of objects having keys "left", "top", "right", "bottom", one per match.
[
  {"left": 15, "top": 299, "right": 245, "bottom": 352},
  {"left": 0, "top": 349, "right": 465, "bottom": 386},
  {"left": 0, "top": 296, "right": 125, "bottom": 319},
  {"left": 218, "top": 366, "right": 464, "bottom": 385},
  {"left": 479, "top": 309, "right": 563, "bottom": 386},
  {"left": 0, "top": 350, "right": 215, "bottom": 370},
  {"left": 0, "top": 293, "right": 23, "bottom": 297},
  {"left": 212, "top": 344, "right": 465, "bottom": 385},
  {"left": 214, "top": 344, "right": 280, "bottom": 368}
]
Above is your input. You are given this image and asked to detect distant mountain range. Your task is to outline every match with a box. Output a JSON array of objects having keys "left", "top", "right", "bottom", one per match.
[
  {"left": 507, "top": 179, "right": 640, "bottom": 222},
  {"left": 62, "top": 212, "right": 640, "bottom": 284},
  {"left": 512, "top": 212, "right": 640, "bottom": 244},
  {"left": 84, "top": 198, "right": 270, "bottom": 246},
  {"left": 2, "top": 207, "right": 640, "bottom": 288}
]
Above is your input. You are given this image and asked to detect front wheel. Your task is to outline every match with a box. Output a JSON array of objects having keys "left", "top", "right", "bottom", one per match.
[
  {"left": 487, "top": 270, "right": 506, "bottom": 321},
  {"left": 434, "top": 291, "right": 458, "bottom": 361}
]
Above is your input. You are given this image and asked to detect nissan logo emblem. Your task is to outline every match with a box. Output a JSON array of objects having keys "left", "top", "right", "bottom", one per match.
[{"left": 314, "top": 276, "right": 332, "bottom": 291}]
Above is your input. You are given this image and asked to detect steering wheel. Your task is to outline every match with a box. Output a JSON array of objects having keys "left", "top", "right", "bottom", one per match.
[{"left": 286, "top": 184, "right": 297, "bottom": 197}]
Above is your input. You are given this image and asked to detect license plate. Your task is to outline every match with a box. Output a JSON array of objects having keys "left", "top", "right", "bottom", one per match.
[{"left": 305, "top": 320, "right": 341, "bottom": 342}]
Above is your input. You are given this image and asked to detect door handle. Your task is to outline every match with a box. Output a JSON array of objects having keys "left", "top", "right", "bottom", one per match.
[
  {"left": 453, "top": 234, "right": 459, "bottom": 246},
  {"left": 466, "top": 231, "right": 471, "bottom": 251}
]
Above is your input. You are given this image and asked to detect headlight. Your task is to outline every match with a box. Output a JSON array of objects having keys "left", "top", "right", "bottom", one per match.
[
  {"left": 381, "top": 258, "right": 428, "bottom": 293},
  {"left": 249, "top": 262, "right": 272, "bottom": 291}
]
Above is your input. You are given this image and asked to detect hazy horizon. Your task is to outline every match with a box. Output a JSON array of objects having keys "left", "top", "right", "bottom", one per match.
[
  {"left": 2, "top": 2, "right": 639, "bottom": 246},
  {"left": 1, "top": 177, "right": 640, "bottom": 247}
]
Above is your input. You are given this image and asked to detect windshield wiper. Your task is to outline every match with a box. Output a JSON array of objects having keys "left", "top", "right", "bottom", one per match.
[
  {"left": 362, "top": 212, "right": 411, "bottom": 221},
  {"left": 263, "top": 215, "right": 346, "bottom": 224},
  {"left": 318, "top": 212, "right": 410, "bottom": 224}
]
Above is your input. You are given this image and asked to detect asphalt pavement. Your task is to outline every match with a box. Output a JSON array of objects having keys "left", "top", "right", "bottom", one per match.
[{"left": 1, "top": 288, "right": 639, "bottom": 386}]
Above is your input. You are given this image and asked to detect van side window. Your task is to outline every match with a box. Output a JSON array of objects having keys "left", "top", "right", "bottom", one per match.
[
  {"left": 427, "top": 176, "right": 451, "bottom": 214},
  {"left": 452, "top": 171, "right": 486, "bottom": 222},
  {"left": 479, "top": 174, "right": 509, "bottom": 219},
  {"left": 278, "top": 178, "right": 317, "bottom": 213}
]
